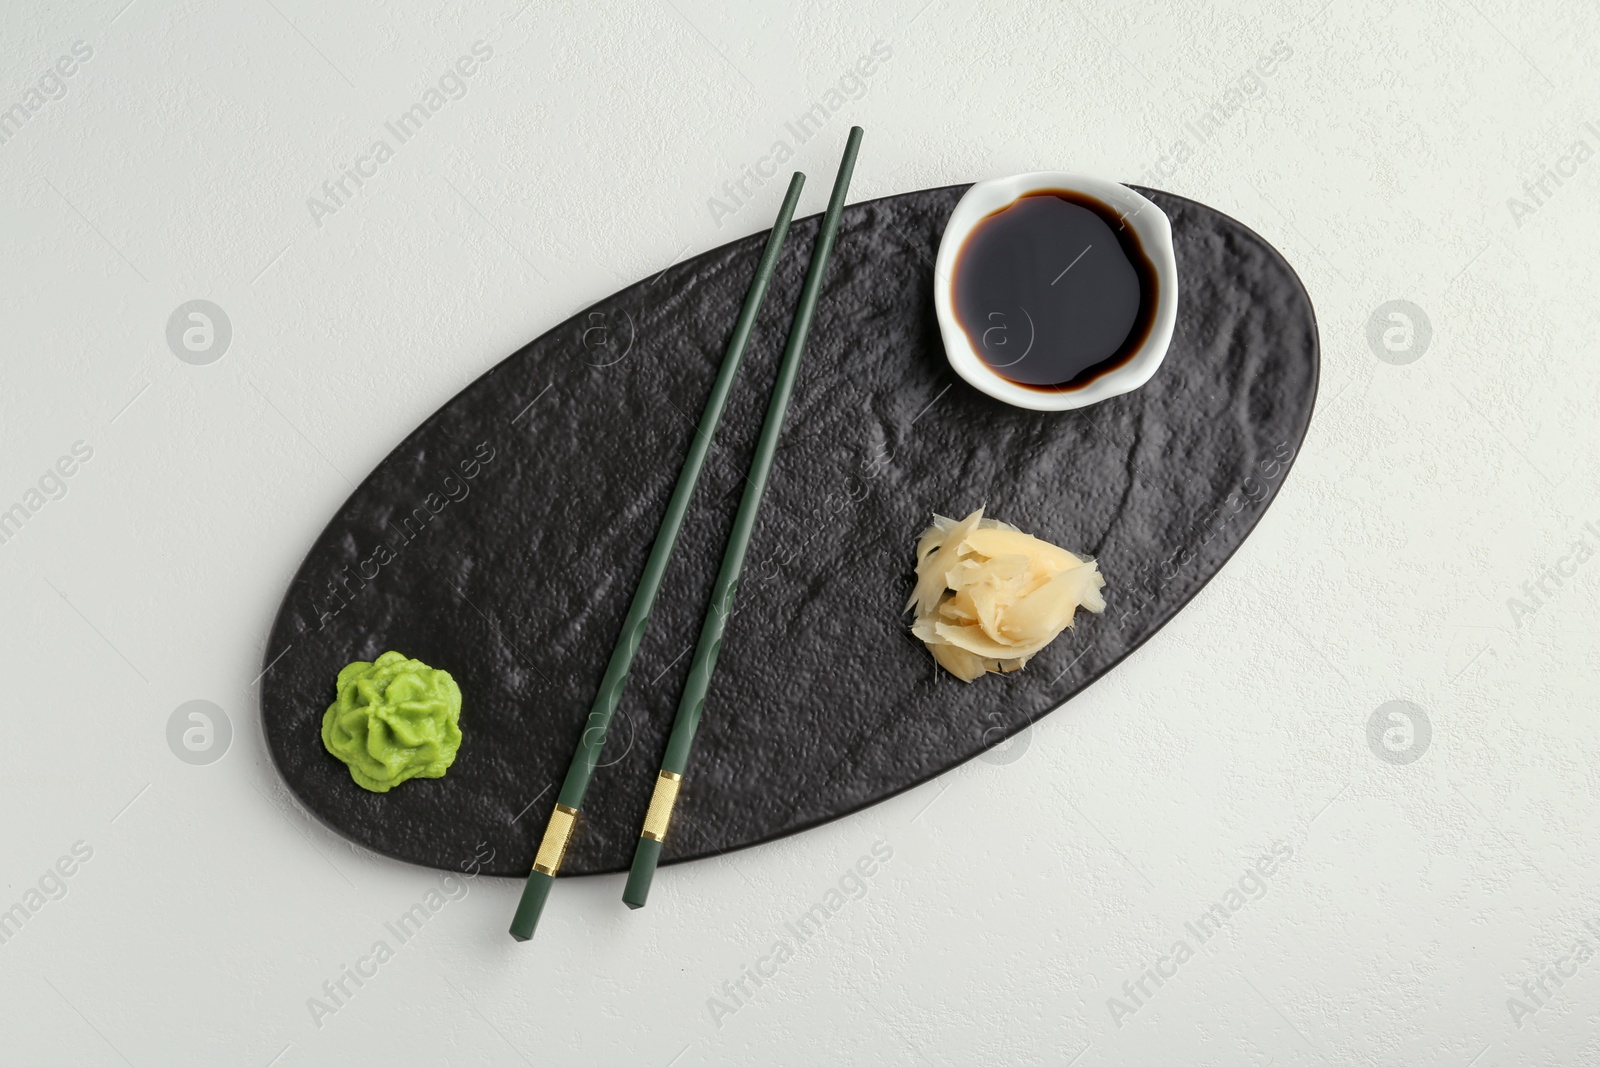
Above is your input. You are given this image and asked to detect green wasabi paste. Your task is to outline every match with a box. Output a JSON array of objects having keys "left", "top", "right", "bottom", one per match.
[{"left": 322, "top": 651, "right": 462, "bottom": 792}]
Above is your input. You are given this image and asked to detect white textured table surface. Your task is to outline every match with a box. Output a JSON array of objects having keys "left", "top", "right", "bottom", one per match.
[{"left": 2, "top": 1, "right": 1595, "bottom": 1064}]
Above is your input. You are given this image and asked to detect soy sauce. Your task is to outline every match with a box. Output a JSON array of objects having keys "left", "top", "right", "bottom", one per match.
[{"left": 952, "top": 190, "right": 1159, "bottom": 391}]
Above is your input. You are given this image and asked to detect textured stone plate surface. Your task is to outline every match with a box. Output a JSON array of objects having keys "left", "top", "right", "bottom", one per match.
[{"left": 260, "top": 184, "right": 1318, "bottom": 877}]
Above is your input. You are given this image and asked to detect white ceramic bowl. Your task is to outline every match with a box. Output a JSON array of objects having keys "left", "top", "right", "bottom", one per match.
[{"left": 933, "top": 172, "right": 1179, "bottom": 412}]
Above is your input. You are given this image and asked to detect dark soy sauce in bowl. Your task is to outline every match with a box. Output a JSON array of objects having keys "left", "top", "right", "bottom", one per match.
[{"left": 952, "top": 190, "right": 1159, "bottom": 391}]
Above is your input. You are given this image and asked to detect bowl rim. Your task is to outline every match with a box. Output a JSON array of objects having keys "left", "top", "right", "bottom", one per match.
[{"left": 933, "top": 171, "right": 1179, "bottom": 413}]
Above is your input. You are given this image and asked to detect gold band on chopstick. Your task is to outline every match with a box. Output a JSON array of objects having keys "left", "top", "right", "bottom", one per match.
[
  {"left": 640, "top": 771, "right": 682, "bottom": 842},
  {"left": 532, "top": 804, "right": 578, "bottom": 876}
]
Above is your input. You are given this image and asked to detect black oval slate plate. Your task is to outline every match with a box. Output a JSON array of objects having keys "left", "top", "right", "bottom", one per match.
[{"left": 261, "top": 184, "right": 1317, "bottom": 877}]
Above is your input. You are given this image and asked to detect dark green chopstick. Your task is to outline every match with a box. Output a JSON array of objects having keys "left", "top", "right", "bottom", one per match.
[
  {"left": 622, "top": 126, "right": 863, "bottom": 909},
  {"left": 508, "top": 171, "right": 806, "bottom": 942}
]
